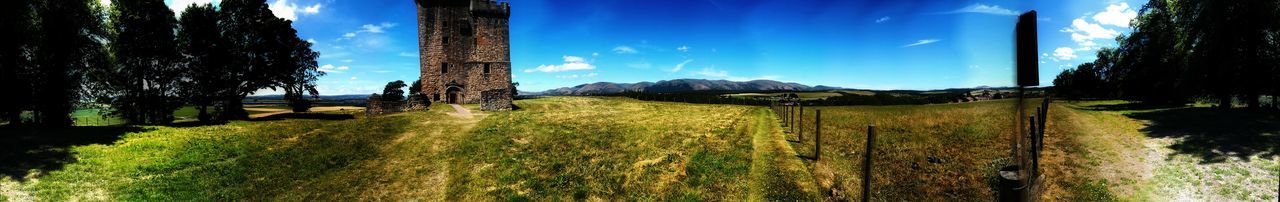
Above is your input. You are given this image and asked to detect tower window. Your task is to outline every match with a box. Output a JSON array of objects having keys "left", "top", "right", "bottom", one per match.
[
  {"left": 441, "top": 63, "right": 448, "bottom": 74},
  {"left": 483, "top": 63, "right": 491, "bottom": 74},
  {"left": 443, "top": 36, "right": 449, "bottom": 47}
]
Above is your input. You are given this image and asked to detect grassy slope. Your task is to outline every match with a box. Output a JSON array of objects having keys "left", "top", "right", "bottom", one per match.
[
  {"left": 2, "top": 97, "right": 822, "bottom": 200},
  {"left": 5, "top": 97, "right": 1272, "bottom": 200}
]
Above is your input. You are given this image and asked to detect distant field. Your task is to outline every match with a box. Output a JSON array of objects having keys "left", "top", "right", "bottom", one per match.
[{"left": 1, "top": 97, "right": 1273, "bottom": 200}]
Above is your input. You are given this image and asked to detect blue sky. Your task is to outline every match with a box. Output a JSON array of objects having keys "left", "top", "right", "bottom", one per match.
[{"left": 158, "top": 0, "right": 1144, "bottom": 94}]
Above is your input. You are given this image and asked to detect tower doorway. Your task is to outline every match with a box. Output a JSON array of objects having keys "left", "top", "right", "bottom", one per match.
[{"left": 446, "top": 87, "right": 462, "bottom": 104}]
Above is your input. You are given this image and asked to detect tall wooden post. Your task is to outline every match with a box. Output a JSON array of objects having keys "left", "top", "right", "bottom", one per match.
[
  {"left": 814, "top": 110, "right": 821, "bottom": 160},
  {"left": 862, "top": 125, "right": 876, "bottom": 202}
]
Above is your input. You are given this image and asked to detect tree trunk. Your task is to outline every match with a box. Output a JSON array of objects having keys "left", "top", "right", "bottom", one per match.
[
  {"left": 1218, "top": 94, "right": 1233, "bottom": 109},
  {"left": 221, "top": 96, "right": 249, "bottom": 120}
]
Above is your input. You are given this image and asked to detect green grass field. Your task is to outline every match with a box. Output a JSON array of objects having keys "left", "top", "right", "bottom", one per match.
[{"left": 1, "top": 97, "right": 1274, "bottom": 200}]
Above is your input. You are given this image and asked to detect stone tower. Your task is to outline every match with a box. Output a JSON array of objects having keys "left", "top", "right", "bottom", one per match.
[{"left": 415, "top": 0, "right": 512, "bottom": 110}]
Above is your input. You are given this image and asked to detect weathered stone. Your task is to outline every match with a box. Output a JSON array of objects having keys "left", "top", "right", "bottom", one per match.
[{"left": 416, "top": 0, "right": 513, "bottom": 111}]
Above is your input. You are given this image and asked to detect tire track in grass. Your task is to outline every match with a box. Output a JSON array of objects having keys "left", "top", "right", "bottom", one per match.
[{"left": 747, "top": 108, "right": 821, "bottom": 201}]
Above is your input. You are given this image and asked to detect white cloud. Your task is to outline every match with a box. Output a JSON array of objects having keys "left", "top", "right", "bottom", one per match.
[
  {"left": 306, "top": 38, "right": 316, "bottom": 44},
  {"left": 612, "top": 46, "right": 638, "bottom": 54},
  {"left": 319, "top": 64, "right": 349, "bottom": 73},
  {"left": 875, "top": 16, "right": 891, "bottom": 23},
  {"left": 303, "top": 4, "right": 321, "bottom": 14},
  {"left": 951, "top": 4, "right": 1018, "bottom": 16},
  {"left": 342, "top": 33, "right": 356, "bottom": 38},
  {"left": 268, "top": 0, "right": 321, "bottom": 21},
  {"left": 169, "top": 0, "right": 219, "bottom": 13},
  {"left": 902, "top": 39, "right": 941, "bottom": 47},
  {"left": 1053, "top": 47, "right": 1078, "bottom": 60},
  {"left": 341, "top": 22, "right": 396, "bottom": 39},
  {"left": 1063, "top": 18, "right": 1119, "bottom": 45},
  {"left": 1092, "top": 3, "right": 1137, "bottom": 27},
  {"left": 350, "top": 77, "right": 358, "bottom": 80},
  {"left": 592, "top": 52, "right": 600, "bottom": 57},
  {"left": 677, "top": 45, "right": 690, "bottom": 52},
  {"left": 398, "top": 52, "right": 417, "bottom": 57},
  {"left": 669, "top": 59, "right": 693, "bottom": 72},
  {"left": 524, "top": 55, "right": 596, "bottom": 73}
]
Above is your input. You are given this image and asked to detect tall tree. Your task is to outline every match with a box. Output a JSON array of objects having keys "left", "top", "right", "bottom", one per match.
[
  {"left": 177, "top": 3, "right": 232, "bottom": 122},
  {"left": 382, "top": 80, "right": 407, "bottom": 101},
  {"left": 218, "top": 0, "right": 323, "bottom": 119},
  {"left": 277, "top": 19, "right": 323, "bottom": 113},
  {"left": 33, "top": 0, "right": 110, "bottom": 127},
  {"left": 0, "top": 0, "right": 38, "bottom": 125},
  {"left": 92, "top": 0, "right": 184, "bottom": 124}
]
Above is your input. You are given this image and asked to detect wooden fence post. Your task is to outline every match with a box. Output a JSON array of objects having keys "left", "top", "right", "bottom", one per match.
[
  {"left": 815, "top": 109, "right": 821, "bottom": 160},
  {"left": 862, "top": 125, "right": 876, "bottom": 202}
]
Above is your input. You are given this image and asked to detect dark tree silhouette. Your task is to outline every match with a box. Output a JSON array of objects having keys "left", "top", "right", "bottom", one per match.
[
  {"left": 89, "top": 0, "right": 184, "bottom": 124},
  {"left": 1054, "top": 0, "right": 1279, "bottom": 109},
  {"left": 218, "top": 0, "right": 324, "bottom": 119},
  {"left": 177, "top": 3, "right": 232, "bottom": 122},
  {"left": 382, "top": 80, "right": 407, "bottom": 101},
  {"left": 0, "top": 0, "right": 38, "bottom": 125},
  {"left": 33, "top": 0, "right": 110, "bottom": 127}
]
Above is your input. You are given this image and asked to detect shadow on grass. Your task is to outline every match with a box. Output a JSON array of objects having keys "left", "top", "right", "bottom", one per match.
[
  {"left": 1073, "top": 102, "right": 1187, "bottom": 111},
  {"left": 0, "top": 126, "right": 150, "bottom": 180},
  {"left": 1125, "top": 107, "right": 1280, "bottom": 163},
  {"left": 1082, "top": 102, "right": 1280, "bottom": 163},
  {"left": 250, "top": 112, "right": 355, "bottom": 121}
]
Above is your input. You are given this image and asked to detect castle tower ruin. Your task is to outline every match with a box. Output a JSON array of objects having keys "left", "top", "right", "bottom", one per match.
[{"left": 415, "top": 0, "right": 512, "bottom": 110}]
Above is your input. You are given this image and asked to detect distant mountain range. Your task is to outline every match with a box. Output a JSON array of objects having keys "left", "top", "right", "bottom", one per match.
[{"left": 532, "top": 79, "right": 846, "bottom": 95}]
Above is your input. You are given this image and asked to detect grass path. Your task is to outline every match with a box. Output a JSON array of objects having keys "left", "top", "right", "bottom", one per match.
[{"left": 746, "top": 108, "right": 822, "bottom": 201}]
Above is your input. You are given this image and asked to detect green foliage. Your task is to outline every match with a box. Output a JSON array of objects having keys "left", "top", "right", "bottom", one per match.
[
  {"left": 90, "top": 0, "right": 184, "bottom": 124},
  {"left": 177, "top": 3, "right": 231, "bottom": 122},
  {"left": 1053, "top": 0, "right": 1280, "bottom": 108},
  {"left": 0, "top": 0, "right": 39, "bottom": 124},
  {"left": 31, "top": 0, "right": 111, "bottom": 127},
  {"left": 381, "top": 80, "right": 407, "bottom": 101}
]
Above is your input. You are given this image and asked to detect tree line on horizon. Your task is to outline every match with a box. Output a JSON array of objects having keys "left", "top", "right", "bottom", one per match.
[
  {"left": 1053, "top": 0, "right": 1279, "bottom": 110},
  {"left": 0, "top": 0, "right": 324, "bottom": 127}
]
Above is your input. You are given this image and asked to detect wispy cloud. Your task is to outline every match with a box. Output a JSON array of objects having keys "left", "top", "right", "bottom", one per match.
[
  {"left": 902, "top": 39, "right": 941, "bottom": 47},
  {"left": 875, "top": 16, "right": 891, "bottom": 23},
  {"left": 948, "top": 4, "right": 1018, "bottom": 16},
  {"left": 612, "top": 46, "right": 638, "bottom": 54},
  {"left": 319, "top": 64, "right": 350, "bottom": 73},
  {"left": 398, "top": 52, "right": 417, "bottom": 57},
  {"left": 343, "top": 22, "right": 397, "bottom": 38},
  {"left": 525, "top": 55, "right": 595, "bottom": 73},
  {"left": 668, "top": 59, "right": 693, "bottom": 72},
  {"left": 676, "top": 45, "right": 691, "bottom": 52}
]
